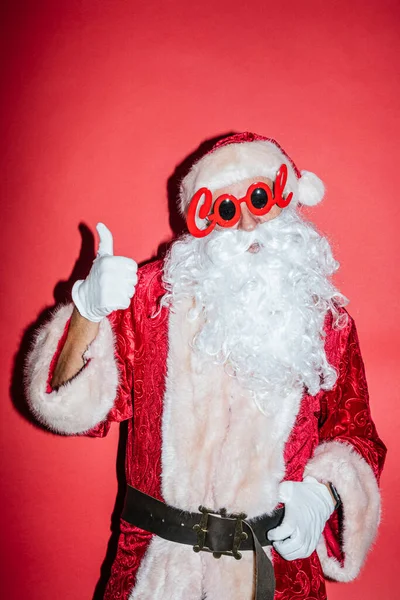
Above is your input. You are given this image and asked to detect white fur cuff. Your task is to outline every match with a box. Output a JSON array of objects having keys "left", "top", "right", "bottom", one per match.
[
  {"left": 304, "top": 440, "right": 381, "bottom": 582},
  {"left": 25, "top": 304, "right": 119, "bottom": 434}
]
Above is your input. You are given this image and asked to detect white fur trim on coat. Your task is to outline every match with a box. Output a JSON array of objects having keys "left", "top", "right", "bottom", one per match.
[
  {"left": 132, "top": 299, "right": 302, "bottom": 600},
  {"left": 25, "top": 304, "right": 119, "bottom": 434},
  {"left": 304, "top": 440, "right": 381, "bottom": 582}
]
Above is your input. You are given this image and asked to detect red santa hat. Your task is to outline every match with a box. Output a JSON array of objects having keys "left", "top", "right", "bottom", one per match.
[{"left": 179, "top": 132, "right": 325, "bottom": 215}]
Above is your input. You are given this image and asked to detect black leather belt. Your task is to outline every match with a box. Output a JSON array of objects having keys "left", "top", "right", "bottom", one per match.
[{"left": 122, "top": 485, "right": 284, "bottom": 600}]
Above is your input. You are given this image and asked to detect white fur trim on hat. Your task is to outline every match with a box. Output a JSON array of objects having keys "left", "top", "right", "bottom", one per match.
[{"left": 180, "top": 140, "right": 325, "bottom": 214}]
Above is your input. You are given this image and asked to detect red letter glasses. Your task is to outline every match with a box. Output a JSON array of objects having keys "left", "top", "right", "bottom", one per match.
[{"left": 187, "top": 164, "right": 293, "bottom": 238}]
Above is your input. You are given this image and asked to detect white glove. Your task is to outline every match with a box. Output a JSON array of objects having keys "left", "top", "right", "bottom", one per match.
[
  {"left": 267, "top": 476, "right": 335, "bottom": 561},
  {"left": 72, "top": 223, "right": 138, "bottom": 322}
]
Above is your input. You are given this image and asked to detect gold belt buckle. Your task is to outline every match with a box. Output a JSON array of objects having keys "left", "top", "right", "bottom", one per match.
[{"left": 192, "top": 506, "right": 248, "bottom": 560}]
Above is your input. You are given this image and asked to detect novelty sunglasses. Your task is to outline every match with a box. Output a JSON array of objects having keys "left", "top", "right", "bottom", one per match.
[{"left": 187, "top": 164, "right": 293, "bottom": 238}]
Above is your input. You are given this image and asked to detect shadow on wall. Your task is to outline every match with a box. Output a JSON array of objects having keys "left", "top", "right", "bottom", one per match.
[
  {"left": 10, "top": 221, "right": 97, "bottom": 430},
  {"left": 9, "top": 131, "right": 236, "bottom": 599}
]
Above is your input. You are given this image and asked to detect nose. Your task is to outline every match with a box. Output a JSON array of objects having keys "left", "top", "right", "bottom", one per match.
[{"left": 238, "top": 203, "right": 258, "bottom": 231}]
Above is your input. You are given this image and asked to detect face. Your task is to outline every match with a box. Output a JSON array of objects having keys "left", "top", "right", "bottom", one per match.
[{"left": 211, "top": 176, "right": 282, "bottom": 251}]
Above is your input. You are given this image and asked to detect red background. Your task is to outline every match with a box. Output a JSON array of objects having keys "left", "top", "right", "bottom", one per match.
[{"left": 1, "top": 1, "right": 399, "bottom": 598}]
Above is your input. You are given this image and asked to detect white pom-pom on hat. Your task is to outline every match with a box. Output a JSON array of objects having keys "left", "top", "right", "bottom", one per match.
[
  {"left": 298, "top": 170, "right": 325, "bottom": 206},
  {"left": 179, "top": 132, "right": 325, "bottom": 214}
]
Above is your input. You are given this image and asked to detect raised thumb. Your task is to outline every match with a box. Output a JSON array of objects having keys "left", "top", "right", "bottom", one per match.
[{"left": 96, "top": 222, "right": 114, "bottom": 257}]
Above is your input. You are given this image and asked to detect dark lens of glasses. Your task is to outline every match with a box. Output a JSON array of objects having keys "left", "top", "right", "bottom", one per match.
[
  {"left": 218, "top": 199, "right": 236, "bottom": 221},
  {"left": 250, "top": 187, "right": 268, "bottom": 209}
]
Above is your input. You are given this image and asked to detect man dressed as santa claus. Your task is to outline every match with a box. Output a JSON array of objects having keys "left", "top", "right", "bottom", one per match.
[{"left": 26, "top": 132, "right": 386, "bottom": 600}]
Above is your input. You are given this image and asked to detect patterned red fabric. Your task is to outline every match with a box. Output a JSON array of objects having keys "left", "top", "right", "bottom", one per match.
[
  {"left": 87, "top": 301, "right": 136, "bottom": 438},
  {"left": 80, "top": 260, "right": 385, "bottom": 600},
  {"left": 312, "top": 315, "right": 386, "bottom": 565},
  {"left": 102, "top": 261, "right": 168, "bottom": 599}
]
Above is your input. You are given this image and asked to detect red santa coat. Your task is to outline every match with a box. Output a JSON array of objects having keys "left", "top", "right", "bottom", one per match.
[{"left": 26, "top": 259, "right": 386, "bottom": 600}]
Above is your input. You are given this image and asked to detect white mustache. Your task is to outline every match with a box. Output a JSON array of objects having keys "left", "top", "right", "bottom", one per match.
[
  {"left": 204, "top": 228, "right": 259, "bottom": 262},
  {"left": 203, "top": 210, "right": 296, "bottom": 264}
]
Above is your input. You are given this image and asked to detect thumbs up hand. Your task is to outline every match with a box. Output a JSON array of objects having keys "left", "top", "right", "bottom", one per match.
[{"left": 72, "top": 223, "right": 138, "bottom": 322}]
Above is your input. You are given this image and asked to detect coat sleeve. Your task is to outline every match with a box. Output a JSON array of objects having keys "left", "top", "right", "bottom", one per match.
[
  {"left": 25, "top": 303, "right": 134, "bottom": 436},
  {"left": 304, "top": 314, "right": 387, "bottom": 582}
]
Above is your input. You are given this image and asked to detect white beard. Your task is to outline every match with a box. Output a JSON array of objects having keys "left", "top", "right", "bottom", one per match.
[{"left": 162, "top": 209, "right": 348, "bottom": 413}]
